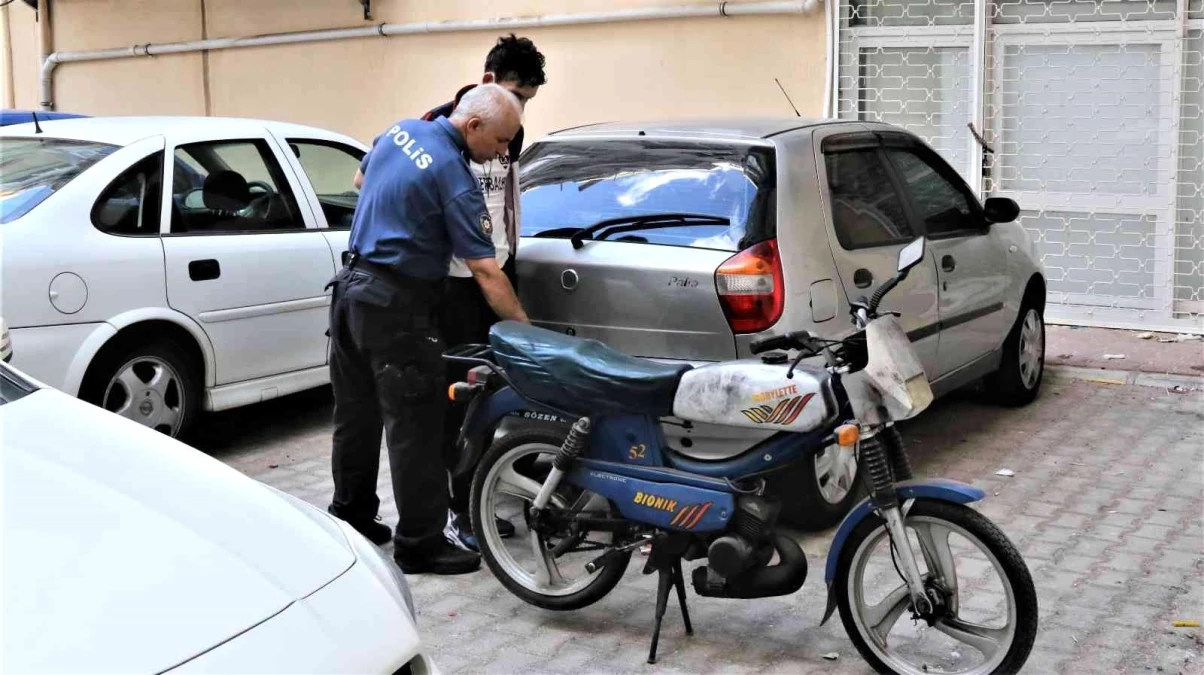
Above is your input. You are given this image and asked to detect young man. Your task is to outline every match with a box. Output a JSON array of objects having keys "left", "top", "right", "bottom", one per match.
[
  {"left": 425, "top": 34, "right": 547, "bottom": 551},
  {"left": 329, "top": 84, "right": 529, "bottom": 575}
]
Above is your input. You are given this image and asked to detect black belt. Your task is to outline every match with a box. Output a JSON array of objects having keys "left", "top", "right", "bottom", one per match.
[{"left": 345, "top": 253, "right": 443, "bottom": 297}]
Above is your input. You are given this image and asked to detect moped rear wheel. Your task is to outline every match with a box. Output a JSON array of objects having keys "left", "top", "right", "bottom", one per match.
[
  {"left": 835, "top": 500, "right": 1038, "bottom": 675},
  {"left": 470, "top": 428, "right": 631, "bottom": 611}
]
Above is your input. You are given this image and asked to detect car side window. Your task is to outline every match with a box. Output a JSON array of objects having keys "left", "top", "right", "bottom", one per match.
[
  {"left": 824, "top": 149, "right": 914, "bottom": 249},
  {"left": 170, "top": 139, "right": 304, "bottom": 234},
  {"left": 886, "top": 149, "right": 980, "bottom": 237},
  {"left": 287, "top": 140, "right": 363, "bottom": 229},
  {"left": 91, "top": 152, "right": 163, "bottom": 236}
]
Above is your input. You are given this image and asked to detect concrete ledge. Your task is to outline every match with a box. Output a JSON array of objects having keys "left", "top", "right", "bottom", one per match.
[{"left": 1047, "top": 364, "right": 1202, "bottom": 391}]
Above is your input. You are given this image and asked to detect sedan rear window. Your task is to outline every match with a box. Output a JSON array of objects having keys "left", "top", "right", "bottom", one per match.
[
  {"left": 0, "top": 138, "right": 118, "bottom": 224},
  {"left": 519, "top": 140, "right": 777, "bottom": 252}
]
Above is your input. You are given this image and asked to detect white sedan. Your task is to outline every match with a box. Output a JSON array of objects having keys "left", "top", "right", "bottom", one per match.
[
  {"left": 1, "top": 116, "right": 367, "bottom": 437},
  {"left": 1, "top": 360, "right": 438, "bottom": 674}
]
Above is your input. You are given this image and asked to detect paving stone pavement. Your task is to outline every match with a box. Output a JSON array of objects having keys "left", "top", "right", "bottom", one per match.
[{"left": 200, "top": 373, "right": 1204, "bottom": 675}]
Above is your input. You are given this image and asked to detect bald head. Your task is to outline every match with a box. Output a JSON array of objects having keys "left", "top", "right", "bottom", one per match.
[{"left": 449, "top": 83, "right": 523, "bottom": 164}]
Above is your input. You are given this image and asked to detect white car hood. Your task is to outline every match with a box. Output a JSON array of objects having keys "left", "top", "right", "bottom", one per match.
[{"left": 2, "top": 388, "right": 355, "bottom": 674}]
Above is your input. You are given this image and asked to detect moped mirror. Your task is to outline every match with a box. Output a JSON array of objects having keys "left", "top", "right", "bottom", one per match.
[{"left": 897, "top": 237, "right": 926, "bottom": 275}]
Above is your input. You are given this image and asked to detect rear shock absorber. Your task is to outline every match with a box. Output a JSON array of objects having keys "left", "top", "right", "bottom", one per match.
[
  {"left": 860, "top": 432, "right": 898, "bottom": 510},
  {"left": 532, "top": 417, "right": 591, "bottom": 511},
  {"left": 881, "top": 425, "right": 914, "bottom": 482}
]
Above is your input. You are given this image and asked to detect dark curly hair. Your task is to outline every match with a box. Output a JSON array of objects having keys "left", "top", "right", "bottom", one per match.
[{"left": 484, "top": 34, "right": 547, "bottom": 88}]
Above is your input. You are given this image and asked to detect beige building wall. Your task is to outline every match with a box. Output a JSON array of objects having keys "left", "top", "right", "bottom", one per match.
[{"left": 3, "top": 0, "right": 827, "bottom": 145}]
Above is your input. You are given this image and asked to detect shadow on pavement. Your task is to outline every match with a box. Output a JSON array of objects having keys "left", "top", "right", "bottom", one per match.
[{"left": 187, "top": 385, "right": 334, "bottom": 460}]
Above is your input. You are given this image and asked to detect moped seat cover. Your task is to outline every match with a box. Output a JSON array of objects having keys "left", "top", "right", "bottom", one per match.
[{"left": 489, "top": 321, "right": 692, "bottom": 417}]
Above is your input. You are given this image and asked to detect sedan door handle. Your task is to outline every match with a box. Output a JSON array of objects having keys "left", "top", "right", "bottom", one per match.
[
  {"left": 941, "top": 255, "right": 956, "bottom": 273},
  {"left": 853, "top": 268, "right": 873, "bottom": 289},
  {"left": 189, "top": 259, "right": 221, "bottom": 281}
]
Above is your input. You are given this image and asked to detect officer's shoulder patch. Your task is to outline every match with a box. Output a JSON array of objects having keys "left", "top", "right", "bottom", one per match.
[{"left": 480, "top": 213, "right": 494, "bottom": 236}]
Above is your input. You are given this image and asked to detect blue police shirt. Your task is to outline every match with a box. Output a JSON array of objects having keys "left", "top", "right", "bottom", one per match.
[{"left": 350, "top": 116, "right": 496, "bottom": 280}]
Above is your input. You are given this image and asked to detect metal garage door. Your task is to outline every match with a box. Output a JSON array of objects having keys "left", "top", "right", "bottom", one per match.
[{"left": 833, "top": 0, "right": 1203, "bottom": 333}]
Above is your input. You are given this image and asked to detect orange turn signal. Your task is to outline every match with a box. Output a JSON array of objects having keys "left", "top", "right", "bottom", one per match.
[
  {"left": 836, "top": 424, "right": 860, "bottom": 447},
  {"left": 448, "top": 384, "right": 458, "bottom": 401}
]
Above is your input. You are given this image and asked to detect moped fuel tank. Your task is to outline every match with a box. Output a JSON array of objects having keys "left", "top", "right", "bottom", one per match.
[{"left": 672, "top": 361, "right": 833, "bottom": 433}]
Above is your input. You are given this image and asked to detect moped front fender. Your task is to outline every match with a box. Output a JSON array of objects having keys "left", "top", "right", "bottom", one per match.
[
  {"left": 452, "top": 386, "right": 571, "bottom": 477},
  {"left": 819, "top": 478, "right": 985, "bottom": 625}
]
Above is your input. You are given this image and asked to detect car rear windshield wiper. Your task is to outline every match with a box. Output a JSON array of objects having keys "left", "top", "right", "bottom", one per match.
[{"left": 561, "top": 213, "right": 731, "bottom": 250}]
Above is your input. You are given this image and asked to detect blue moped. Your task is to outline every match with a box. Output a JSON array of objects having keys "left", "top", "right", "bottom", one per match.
[{"left": 445, "top": 238, "right": 1037, "bottom": 674}]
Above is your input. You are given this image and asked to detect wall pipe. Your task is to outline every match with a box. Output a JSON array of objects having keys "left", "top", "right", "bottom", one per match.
[
  {"left": 1, "top": 3, "right": 15, "bottom": 108},
  {"left": 40, "top": 0, "right": 821, "bottom": 111}
]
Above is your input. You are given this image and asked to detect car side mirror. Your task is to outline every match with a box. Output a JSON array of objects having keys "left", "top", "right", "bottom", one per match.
[
  {"left": 897, "top": 237, "right": 926, "bottom": 275},
  {"left": 984, "top": 197, "right": 1020, "bottom": 224}
]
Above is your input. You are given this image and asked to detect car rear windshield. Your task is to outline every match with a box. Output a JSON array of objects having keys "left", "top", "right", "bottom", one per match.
[
  {"left": 0, "top": 137, "right": 118, "bottom": 224},
  {"left": 519, "top": 139, "right": 777, "bottom": 252}
]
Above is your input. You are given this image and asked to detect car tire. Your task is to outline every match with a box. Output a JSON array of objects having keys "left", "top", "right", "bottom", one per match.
[
  {"left": 985, "top": 303, "right": 1045, "bottom": 407},
  {"left": 80, "top": 339, "right": 200, "bottom": 438},
  {"left": 769, "top": 441, "right": 864, "bottom": 532}
]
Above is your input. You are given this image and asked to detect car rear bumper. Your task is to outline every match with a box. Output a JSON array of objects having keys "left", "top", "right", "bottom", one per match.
[{"left": 7, "top": 323, "right": 107, "bottom": 394}]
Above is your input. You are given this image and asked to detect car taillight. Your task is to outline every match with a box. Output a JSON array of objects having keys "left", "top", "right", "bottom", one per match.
[{"left": 715, "top": 239, "right": 784, "bottom": 334}]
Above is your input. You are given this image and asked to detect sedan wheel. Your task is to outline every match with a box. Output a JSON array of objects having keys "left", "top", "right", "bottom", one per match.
[
  {"left": 816, "top": 442, "right": 858, "bottom": 505},
  {"left": 83, "top": 340, "right": 200, "bottom": 438},
  {"left": 1017, "top": 310, "right": 1044, "bottom": 391},
  {"left": 986, "top": 302, "right": 1045, "bottom": 407},
  {"left": 103, "top": 356, "right": 187, "bottom": 436},
  {"left": 772, "top": 440, "right": 864, "bottom": 531}
]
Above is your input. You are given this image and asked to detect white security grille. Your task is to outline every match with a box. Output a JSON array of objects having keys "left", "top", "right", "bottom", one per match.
[{"left": 836, "top": 0, "right": 1204, "bottom": 332}]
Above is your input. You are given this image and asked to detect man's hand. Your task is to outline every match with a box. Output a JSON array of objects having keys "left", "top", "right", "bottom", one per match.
[
  {"left": 466, "top": 257, "right": 529, "bottom": 323},
  {"left": 353, "top": 168, "right": 364, "bottom": 190}
]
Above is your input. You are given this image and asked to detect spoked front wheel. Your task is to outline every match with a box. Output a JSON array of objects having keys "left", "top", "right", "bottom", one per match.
[
  {"left": 470, "top": 428, "right": 632, "bottom": 611},
  {"left": 835, "top": 500, "right": 1038, "bottom": 675}
]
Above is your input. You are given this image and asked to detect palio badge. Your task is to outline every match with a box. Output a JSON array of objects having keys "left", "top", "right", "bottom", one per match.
[{"left": 741, "top": 393, "right": 814, "bottom": 425}]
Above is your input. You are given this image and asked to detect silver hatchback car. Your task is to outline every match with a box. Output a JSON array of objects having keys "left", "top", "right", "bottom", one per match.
[{"left": 512, "top": 118, "right": 1047, "bottom": 529}]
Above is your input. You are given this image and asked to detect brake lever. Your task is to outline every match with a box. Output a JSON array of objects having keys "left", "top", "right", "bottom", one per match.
[
  {"left": 786, "top": 351, "right": 805, "bottom": 380},
  {"left": 785, "top": 334, "right": 823, "bottom": 379}
]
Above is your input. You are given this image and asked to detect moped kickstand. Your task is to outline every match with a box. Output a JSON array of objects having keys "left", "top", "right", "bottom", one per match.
[{"left": 643, "top": 535, "right": 694, "bottom": 664}]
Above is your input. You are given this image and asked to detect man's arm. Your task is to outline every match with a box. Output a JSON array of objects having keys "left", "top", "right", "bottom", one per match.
[
  {"left": 466, "top": 257, "right": 529, "bottom": 323},
  {"left": 353, "top": 168, "right": 365, "bottom": 189}
]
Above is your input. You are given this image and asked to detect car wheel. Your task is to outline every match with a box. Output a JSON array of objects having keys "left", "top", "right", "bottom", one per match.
[
  {"left": 986, "top": 304, "right": 1045, "bottom": 407},
  {"left": 771, "top": 441, "right": 863, "bottom": 532},
  {"left": 81, "top": 341, "right": 200, "bottom": 438}
]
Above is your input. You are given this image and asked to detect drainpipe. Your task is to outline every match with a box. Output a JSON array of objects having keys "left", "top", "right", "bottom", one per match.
[
  {"left": 822, "top": 0, "right": 837, "bottom": 118},
  {"left": 1, "top": 2, "right": 15, "bottom": 108},
  {"left": 37, "top": 0, "right": 52, "bottom": 109},
  {"left": 40, "top": 0, "right": 821, "bottom": 111}
]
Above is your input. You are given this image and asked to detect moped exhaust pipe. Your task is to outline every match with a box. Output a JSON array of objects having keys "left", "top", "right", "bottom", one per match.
[{"left": 691, "top": 533, "right": 807, "bottom": 599}]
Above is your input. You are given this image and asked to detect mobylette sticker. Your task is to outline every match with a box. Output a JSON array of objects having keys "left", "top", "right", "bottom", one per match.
[
  {"left": 751, "top": 384, "right": 799, "bottom": 403},
  {"left": 740, "top": 393, "right": 815, "bottom": 425}
]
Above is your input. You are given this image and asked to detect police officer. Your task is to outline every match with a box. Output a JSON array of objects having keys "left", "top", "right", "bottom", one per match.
[{"left": 328, "top": 84, "right": 529, "bottom": 575}]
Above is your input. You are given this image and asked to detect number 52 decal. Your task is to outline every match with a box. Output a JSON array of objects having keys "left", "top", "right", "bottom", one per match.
[{"left": 629, "top": 444, "right": 647, "bottom": 459}]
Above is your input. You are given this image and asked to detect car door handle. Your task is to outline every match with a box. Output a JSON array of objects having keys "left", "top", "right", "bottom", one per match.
[
  {"left": 189, "top": 259, "right": 221, "bottom": 281},
  {"left": 941, "top": 255, "right": 956, "bottom": 273},
  {"left": 853, "top": 268, "right": 873, "bottom": 289}
]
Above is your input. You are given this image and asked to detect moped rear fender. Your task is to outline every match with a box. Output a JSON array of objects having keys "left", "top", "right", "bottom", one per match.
[
  {"left": 819, "top": 478, "right": 985, "bottom": 625},
  {"left": 453, "top": 386, "right": 571, "bottom": 477}
]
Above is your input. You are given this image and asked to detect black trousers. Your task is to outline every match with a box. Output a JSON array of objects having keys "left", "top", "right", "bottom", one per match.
[
  {"left": 327, "top": 265, "right": 450, "bottom": 553},
  {"left": 438, "top": 258, "right": 516, "bottom": 517}
]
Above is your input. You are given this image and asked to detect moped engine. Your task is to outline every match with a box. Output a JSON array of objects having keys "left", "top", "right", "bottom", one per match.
[
  {"left": 706, "top": 495, "right": 778, "bottom": 578},
  {"left": 693, "top": 495, "right": 808, "bottom": 600}
]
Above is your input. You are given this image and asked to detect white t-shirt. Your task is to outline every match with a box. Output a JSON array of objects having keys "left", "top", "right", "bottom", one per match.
[{"left": 448, "top": 154, "right": 517, "bottom": 278}]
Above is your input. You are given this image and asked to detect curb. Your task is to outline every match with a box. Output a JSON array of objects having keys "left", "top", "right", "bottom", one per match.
[{"left": 1046, "top": 364, "right": 1204, "bottom": 391}]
